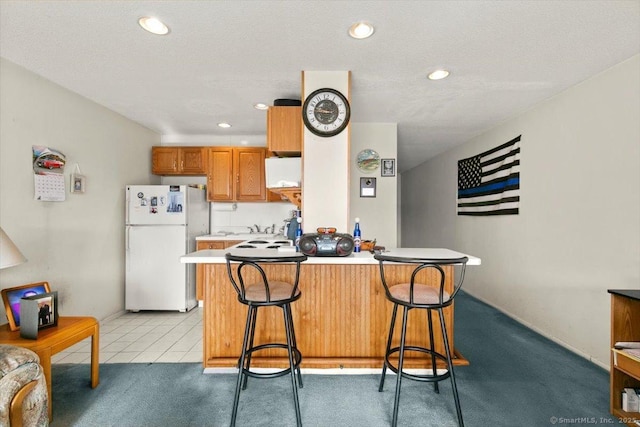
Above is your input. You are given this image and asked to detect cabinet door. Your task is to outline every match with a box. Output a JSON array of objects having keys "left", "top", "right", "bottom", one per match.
[
  {"left": 235, "top": 148, "right": 266, "bottom": 201},
  {"left": 197, "top": 241, "right": 225, "bottom": 250},
  {"left": 207, "top": 148, "right": 234, "bottom": 201},
  {"left": 152, "top": 147, "right": 179, "bottom": 174},
  {"left": 267, "top": 106, "right": 302, "bottom": 154},
  {"left": 180, "top": 147, "right": 208, "bottom": 175}
]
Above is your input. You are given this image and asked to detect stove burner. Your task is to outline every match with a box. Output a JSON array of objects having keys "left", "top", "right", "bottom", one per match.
[
  {"left": 247, "top": 240, "right": 268, "bottom": 244},
  {"left": 266, "top": 245, "right": 281, "bottom": 249},
  {"left": 235, "top": 244, "right": 257, "bottom": 249},
  {"left": 274, "top": 240, "right": 290, "bottom": 244}
]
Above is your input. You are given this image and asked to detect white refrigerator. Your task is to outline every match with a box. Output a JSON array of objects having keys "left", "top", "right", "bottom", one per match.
[{"left": 125, "top": 185, "right": 209, "bottom": 312}]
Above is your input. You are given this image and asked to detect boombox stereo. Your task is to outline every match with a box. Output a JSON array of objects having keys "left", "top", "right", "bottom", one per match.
[{"left": 298, "top": 233, "right": 354, "bottom": 257}]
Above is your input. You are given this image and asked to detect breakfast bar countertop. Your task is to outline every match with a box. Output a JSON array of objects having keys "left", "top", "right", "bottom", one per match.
[
  {"left": 181, "top": 247, "right": 481, "bottom": 265},
  {"left": 195, "top": 233, "right": 285, "bottom": 241}
]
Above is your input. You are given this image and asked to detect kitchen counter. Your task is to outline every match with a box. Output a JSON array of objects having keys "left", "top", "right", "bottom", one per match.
[
  {"left": 182, "top": 246, "right": 480, "bottom": 371},
  {"left": 182, "top": 247, "right": 481, "bottom": 265},
  {"left": 196, "top": 233, "right": 285, "bottom": 241}
]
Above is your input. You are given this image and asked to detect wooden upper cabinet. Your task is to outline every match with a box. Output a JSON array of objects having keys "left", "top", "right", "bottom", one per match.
[
  {"left": 152, "top": 146, "right": 207, "bottom": 175},
  {"left": 152, "top": 147, "right": 179, "bottom": 174},
  {"left": 180, "top": 147, "right": 208, "bottom": 174},
  {"left": 206, "top": 147, "right": 265, "bottom": 202},
  {"left": 267, "top": 106, "right": 302, "bottom": 155},
  {"left": 235, "top": 148, "right": 266, "bottom": 201},
  {"left": 207, "top": 148, "right": 234, "bottom": 201}
]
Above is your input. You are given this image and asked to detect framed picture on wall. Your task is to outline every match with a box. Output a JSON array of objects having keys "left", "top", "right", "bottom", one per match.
[
  {"left": 381, "top": 159, "right": 395, "bottom": 177},
  {"left": 71, "top": 173, "right": 86, "bottom": 193},
  {"left": 360, "top": 177, "right": 377, "bottom": 197}
]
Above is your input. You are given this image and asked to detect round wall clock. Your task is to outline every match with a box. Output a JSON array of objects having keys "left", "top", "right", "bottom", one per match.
[{"left": 302, "top": 88, "right": 350, "bottom": 137}]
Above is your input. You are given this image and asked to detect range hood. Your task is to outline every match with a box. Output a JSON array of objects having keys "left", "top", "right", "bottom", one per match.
[{"left": 265, "top": 157, "right": 301, "bottom": 188}]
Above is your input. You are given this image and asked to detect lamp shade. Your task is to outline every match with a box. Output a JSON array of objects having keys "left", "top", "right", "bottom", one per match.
[{"left": 0, "top": 227, "right": 27, "bottom": 269}]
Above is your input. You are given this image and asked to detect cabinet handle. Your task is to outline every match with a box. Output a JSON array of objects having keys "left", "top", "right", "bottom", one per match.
[
  {"left": 181, "top": 160, "right": 184, "bottom": 169},
  {"left": 236, "top": 174, "right": 239, "bottom": 183},
  {"left": 173, "top": 160, "right": 177, "bottom": 169}
]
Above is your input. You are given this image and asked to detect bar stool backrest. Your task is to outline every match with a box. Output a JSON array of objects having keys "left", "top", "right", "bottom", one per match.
[
  {"left": 374, "top": 254, "right": 468, "bottom": 307},
  {"left": 225, "top": 253, "right": 307, "bottom": 305}
]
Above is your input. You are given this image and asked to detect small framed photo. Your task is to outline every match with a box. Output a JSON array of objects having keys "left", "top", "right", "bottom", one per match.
[
  {"left": 71, "top": 173, "right": 86, "bottom": 193},
  {"left": 381, "top": 159, "right": 395, "bottom": 177},
  {"left": 25, "top": 291, "right": 58, "bottom": 330},
  {"left": 1, "top": 282, "right": 51, "bottom": 331},
  {"left": 360, "top": 177, "right": 376, "bottom": 198}
]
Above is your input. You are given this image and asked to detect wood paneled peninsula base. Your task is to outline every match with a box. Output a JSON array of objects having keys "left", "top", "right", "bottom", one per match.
[{"left": 182, "top": 248, "right": 481, "bottom": 370}]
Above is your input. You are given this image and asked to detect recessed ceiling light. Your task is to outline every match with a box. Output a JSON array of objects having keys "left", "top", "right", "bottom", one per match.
[
  {"left": 349, "top": 21, "right": 374, "bottom": 39},
  {"left": 217, "top": 122, "right": 232, "bottom": 129},
  {"left": 428, "top": 69, "right": 450, "bottom": 80},
  {"left": 138, "top": 17, "right": 170, "bottom": 35},
  {"left": 254, "top": 103, "right": 269, "bottom": 110}
]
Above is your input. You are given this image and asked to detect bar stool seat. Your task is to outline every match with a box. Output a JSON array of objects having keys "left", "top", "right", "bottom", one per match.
[
  {"left": 388, "top": 283, "right": 450, "bottom": 305},
  {"left": 244, "top": 281, "right": 300, "bottom": 301},
  {"left": 225, "top": 251, "right": 307, "bottom": 427},
  {"left": 374, "top": 254, "right": 468, "bottom": 427}
]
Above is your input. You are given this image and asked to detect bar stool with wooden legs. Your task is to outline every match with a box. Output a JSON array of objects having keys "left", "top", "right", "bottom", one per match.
[
  {"left": 225, "top": 251, "right": 307, "bottom": 427},
  {"left": 374, "top": 253, "right": 468, "bottom": 427}
]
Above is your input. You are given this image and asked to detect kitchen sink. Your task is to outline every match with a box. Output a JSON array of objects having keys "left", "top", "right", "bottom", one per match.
[{"left": 213, "top": 231, "right": 286, "bottom": 239}]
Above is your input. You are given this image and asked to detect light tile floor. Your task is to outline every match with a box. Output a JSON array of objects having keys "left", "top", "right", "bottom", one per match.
[{"left": 52, "top": 308, "right": 203, "bottom": 364}]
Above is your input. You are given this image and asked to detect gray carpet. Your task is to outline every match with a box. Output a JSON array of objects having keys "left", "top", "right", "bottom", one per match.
[{"left": 50, "top": 292, "right": 612, "bottom": 426}]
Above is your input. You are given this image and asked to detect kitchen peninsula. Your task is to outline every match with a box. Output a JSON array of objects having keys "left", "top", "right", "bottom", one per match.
[{"left": 181, "top": 246, "right": 480, "bottom": 370}]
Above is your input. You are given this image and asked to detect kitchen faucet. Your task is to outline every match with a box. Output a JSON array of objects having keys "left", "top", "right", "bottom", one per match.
[{"left": 254, "top": 224, "right": 261, "bottom": 233}]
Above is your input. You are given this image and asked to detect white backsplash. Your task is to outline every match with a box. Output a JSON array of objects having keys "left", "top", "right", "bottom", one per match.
[
  {"left": 158, "top": 176, "right": 296, "bottom": 236},
  {"left": 210, "top": 201, "right": 296, "bottom": 235}
]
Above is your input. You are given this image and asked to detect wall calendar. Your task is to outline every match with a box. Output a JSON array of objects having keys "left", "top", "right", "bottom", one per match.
[{"left": 32, "top": 145, "right": 66, "bottom": 201}]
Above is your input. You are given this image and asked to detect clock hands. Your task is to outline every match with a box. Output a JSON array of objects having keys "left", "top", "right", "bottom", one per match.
[{"left": 303, "top": 88, "right": 350, "bottom": 137}]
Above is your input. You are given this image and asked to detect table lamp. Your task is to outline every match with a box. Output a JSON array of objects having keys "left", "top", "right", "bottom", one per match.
[{"left": 0, "top": 227, "right": 27, "bottom": 270}]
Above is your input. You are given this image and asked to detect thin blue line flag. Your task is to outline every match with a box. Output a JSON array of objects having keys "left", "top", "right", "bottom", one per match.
[{"left": 457, "top": 135, "right": 521, "bottom": 216}]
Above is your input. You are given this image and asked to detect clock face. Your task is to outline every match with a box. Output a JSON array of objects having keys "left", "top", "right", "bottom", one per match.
[{"left": 302, "top": 88, "right": 350, "bottom": 137}]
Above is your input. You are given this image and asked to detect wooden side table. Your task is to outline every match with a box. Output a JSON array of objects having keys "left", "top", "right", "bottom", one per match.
[{"left": 0, "top": 316, "right": 99, "bottom": 421}]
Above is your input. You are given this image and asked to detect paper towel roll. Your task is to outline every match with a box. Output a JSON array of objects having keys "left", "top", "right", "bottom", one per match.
[{"left": 212, "top": 203, "right": 237, "bottom": 211}]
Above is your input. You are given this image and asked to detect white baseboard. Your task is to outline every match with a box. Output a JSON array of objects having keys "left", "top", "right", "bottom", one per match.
[{"left": 464, "top": 291, "right": 609, "bottom": 371}]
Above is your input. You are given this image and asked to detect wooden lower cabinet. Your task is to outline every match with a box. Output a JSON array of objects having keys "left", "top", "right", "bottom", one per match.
[
  {"left": 201, "top": 262, "right": 467, "bottom": 369},
  {"left": 609, "top": 290, "right": 640, "bottom": 426},
  {"left": 195, "top": 240, "right": 243, "bottom": 300}
]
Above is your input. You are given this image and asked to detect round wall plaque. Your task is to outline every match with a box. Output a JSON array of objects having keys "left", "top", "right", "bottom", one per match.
[{"left": 356, "top": 149, "right": 380, "bottom": 173}]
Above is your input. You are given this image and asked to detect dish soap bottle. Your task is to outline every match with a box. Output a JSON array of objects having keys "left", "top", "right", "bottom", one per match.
[
  {"left": 353, "top": 218, "right": 361, "bottom": 253},
  {"left": 295, "top": 217, "right": 303, "bottom": 252}
]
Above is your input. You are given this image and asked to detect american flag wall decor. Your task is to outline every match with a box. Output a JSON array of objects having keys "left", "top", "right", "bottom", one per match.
[{"left": 457, "top": 135, "right": 521, "bottom": 216}]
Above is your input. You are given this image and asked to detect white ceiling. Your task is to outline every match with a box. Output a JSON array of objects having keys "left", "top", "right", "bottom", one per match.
[{"left": 1, "top": 1, "right": 639, "bottom": 172}]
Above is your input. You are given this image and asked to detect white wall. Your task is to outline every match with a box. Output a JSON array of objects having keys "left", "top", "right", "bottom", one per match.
[
  {"left": 350, "top": 123, "right": 397, "bottom": 247},
  {"left": 401, "top": 54, "right": 640, "bottom": 368},
  {"left": 0, "top": 58, "right": 160, "bottom": 323},
  {"left": 302, "top": 71, "right": 351, "bottom": 233}
]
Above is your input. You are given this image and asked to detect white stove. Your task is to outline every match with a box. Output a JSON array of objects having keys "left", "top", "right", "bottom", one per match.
[{"left": 232, "top": 238, "right": 293, "bottom": 249}]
